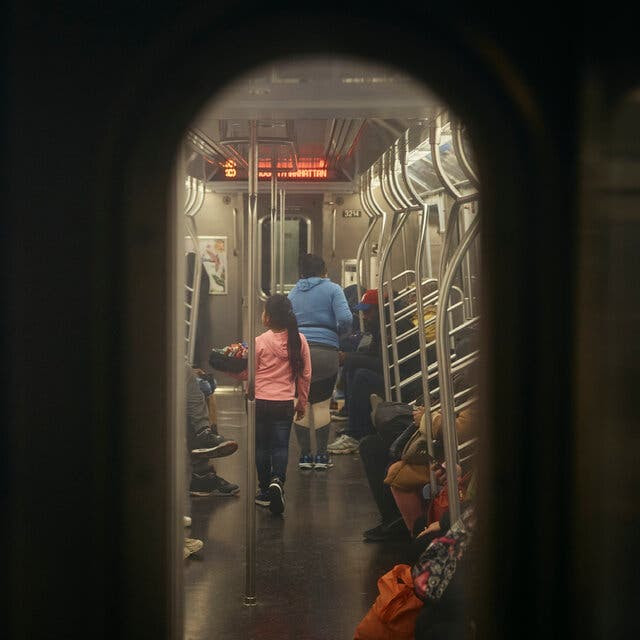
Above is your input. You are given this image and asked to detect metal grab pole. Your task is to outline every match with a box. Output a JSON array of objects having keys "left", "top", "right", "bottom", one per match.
[
  {"left": 397, "top": 131, "right": 439, "bottom": 492},
  {"left": 435, "top": 215, "right": 480, "bottom": 524},
  {"left": 378, "top": 211, "right": 410, "bottom": 402},
  {"left": 414, "top": 201, "right": 437, "bottom": 494},
  {"left": 451, "top": 119, "right": 479, "bottom": 188},
  {"left": 438, "top": 194, "right": 477, "bottom": 281},
  {"left": 430, "top": 114, "right": 461, "bottom": 200},
  {"left": 399, "top": 131, "right": 434, "bottom": 279},
  {"left": 355, "top": 209, "right": 377, "bottom": 332},
  {"left": 244, "top": 120, "right": 258, "bottom": 606},
  {"left": 279, "top": 189, "right": 285, "bottom": 294},
  {"left": 388, "top": 145, "right": 412, "bottom": 292},
  {"left": 270, "top": 172, "right": 277, "bottom": 294}
]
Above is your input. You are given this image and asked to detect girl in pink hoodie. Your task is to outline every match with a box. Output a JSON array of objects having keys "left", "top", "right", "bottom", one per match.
[{"left": 252, "top": 294, "right": 311, "bottom": 514}]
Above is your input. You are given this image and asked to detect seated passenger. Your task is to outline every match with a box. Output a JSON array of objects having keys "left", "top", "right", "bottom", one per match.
[
  {"left": 358, "top": 402, "right": 427, "bottom": 542},
  {"left": 185, "top": 363, "right": 240, "bottom": 499},
  {"left": 385, "top": 406, "right": 477, "bottom": 536},
  {"left": 184, "top": 363, "right": 240, "bottom": 559},
  {"left": 328, "top": 289, "right": 422, "bottom": 454}
]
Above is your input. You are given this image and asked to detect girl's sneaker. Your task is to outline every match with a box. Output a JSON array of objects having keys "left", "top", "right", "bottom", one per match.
[
  {"left": 298, "top": 454, "right": 314, "bottom": 469},
  {"left": 313, "top": 453, "right": 333, "bottom": 470},
  {"left": 254, "top": 490, "right": 270, "bottom": 507},
  {"left": 268, "top": 477, "right": 285, "bottom": 514}
]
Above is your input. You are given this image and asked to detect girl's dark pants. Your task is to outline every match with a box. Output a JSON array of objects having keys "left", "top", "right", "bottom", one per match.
[{"left": 255, "top": 399, "right": 294, "bottom": 492}]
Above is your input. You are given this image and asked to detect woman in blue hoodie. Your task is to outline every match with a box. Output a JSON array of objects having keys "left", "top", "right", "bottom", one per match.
[{"left": 288, "top": 254, "right": 353, "bottom": 469}]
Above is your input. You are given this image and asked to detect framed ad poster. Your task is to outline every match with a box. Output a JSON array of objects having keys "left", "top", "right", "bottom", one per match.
[{"left": 186, "top": 235, "right": 228, "bottom": 294}]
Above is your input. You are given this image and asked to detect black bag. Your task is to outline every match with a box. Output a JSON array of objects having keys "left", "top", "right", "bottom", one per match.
[
  {"left": 208, "top": 350, "right": 248, "bottom": 373},
  {"left": 372, "top": 401, "right": 415, "bottom": 448},
  {"left": 388, "top": 423, "right": 418, "bottom": 461}
]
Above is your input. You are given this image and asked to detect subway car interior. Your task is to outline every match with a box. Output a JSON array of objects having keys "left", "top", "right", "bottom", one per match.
[
  {"left": 5, "top": 5, "right": 640, "bottom": 640},
  {"left": 180, "top": 59, "right": 480, "bottom": 639}
]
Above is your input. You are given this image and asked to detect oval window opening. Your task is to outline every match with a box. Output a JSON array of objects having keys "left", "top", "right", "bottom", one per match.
[{"left": 177, "top": 55, "right": 481, "bottom": 639}]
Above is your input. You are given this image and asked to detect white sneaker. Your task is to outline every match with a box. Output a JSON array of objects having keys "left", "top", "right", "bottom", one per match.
[
  {"left": 327, "top": 434, "right": 359, "bottom": 454},
  {"left": 183, "top": 516, "right": 192, "bottom": 527},
  {"left": 184, "top": 537, "right": 203, "bottom": 559}
]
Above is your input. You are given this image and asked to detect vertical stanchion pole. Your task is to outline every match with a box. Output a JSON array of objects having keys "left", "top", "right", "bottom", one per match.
[
  {"left": 244, "top": 120, "right": 258, "bottom": 606},
  {"left": 279, "top": 188, "right": 286, "bottom": 293},
  {"left": 270, "top": 170, "right": 277, "bottom": 295}
]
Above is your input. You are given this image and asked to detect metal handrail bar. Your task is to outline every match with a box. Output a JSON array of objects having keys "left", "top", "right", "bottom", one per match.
[
  {"left": 426, "top": 386, "right": 477, "bottom": 415},
  {"left": 385, "top": 286, "right": 440, "bottom": 325},
  {"left": 392, "top": 317, "right": 478, "bottom": 369},
  {"left": 438, "top": 194, "right": 478, "bottom": 279},
  {"left": 390, "top": 299, "right": 465, "bottom": 344},
  {"left": 270, "top": 172, "right": 277, "bottom": 294},
  {"left": 436, "top": 214, "right": 480, "bottom": 523},
  {"left": 451, "top": 119, "right": 479, "bottom": 188},
  {"left": 399, "top": 132, "right": 438, "bottom": 279},
  {"left": 184, "top": 175, "right": 194, "bottom": 210},
  {"left": 430, "top": 113, "right": 462, "bottom": 200},
  {"left": 388, "top": 146, "right": 414, "bottom": 291},
  {"left": 410, "top": 165, "right": 438, "bottom": 491},
  {"left": 244, "top": 120, "right": 258, "bottom": 606},
  {"left": 458, "top": 436, "right": 478, "bottom": 451},
  {"left": 279, "top": 188, "right": 285, "bottom": 294},
  {"left": 380, "top": 151, "right": 405, "bottom": 213},
  {"left": 354, "top": 204, "right": 379, "bottom": 331},
  {"left": 184, "top": 177, "right": 196, "bottom": 216},
  {"left": 382, "top": 269, "right": 417, "bottom": 288},
  {"left": 369, "top": 164, "right": 394, "bottom": 401},
  {"left": 378, "top": 209, "right": 411, "bottom": 400}
]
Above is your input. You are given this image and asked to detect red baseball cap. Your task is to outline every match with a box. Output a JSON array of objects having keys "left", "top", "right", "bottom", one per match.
[{"left": 353, "top": 289, "right": 379, "bottom": 311}]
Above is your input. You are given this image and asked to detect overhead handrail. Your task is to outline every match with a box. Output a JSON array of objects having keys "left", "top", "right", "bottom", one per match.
[{"left": 435, "top": 214, "right": 480, "bottom": 523}]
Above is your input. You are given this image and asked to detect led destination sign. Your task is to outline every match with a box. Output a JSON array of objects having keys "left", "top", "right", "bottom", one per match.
[{"left": 220, "top": 158, "right": 333, "bottom": 181}]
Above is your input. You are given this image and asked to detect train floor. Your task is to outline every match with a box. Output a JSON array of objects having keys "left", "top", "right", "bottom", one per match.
[{"left": 184, "top": 388, "right": 410, "bottom": 640}]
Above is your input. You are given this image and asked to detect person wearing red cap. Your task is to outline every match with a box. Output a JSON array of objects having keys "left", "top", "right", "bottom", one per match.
[{"left": 327, "top": 289, "right": 386, "bottom": 454}]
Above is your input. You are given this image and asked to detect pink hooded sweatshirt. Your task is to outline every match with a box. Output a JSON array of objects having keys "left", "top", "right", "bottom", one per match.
[{"left": 242, "top": 329, "right": 312, "bottom": 409}]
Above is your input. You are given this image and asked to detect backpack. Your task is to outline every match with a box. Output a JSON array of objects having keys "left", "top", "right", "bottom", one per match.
[
  {"left": 354, "top": 564, "right": 424, "bottom": 640},
  {"left": 372, "top": 402, "right": 415, "bottom": 448}
]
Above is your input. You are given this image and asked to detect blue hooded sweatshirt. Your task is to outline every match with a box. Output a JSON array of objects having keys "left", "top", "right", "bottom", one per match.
[{"left": 288, "top": 277, "right": 353, "bottom": 348}]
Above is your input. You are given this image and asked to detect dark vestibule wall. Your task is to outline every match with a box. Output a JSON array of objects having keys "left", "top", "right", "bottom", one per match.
[{"left": 5, "top": 3, "right": 640, "bottom": 640}]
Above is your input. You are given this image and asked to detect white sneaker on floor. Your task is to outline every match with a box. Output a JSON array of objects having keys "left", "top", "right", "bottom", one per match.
[
  {"left": 326, "top": 434, "right": 359, "bottom": 454},
  {"left": 184, "top": 537, "right": 203, "bottom": 559},
  {"left": 183, "top": 516, "right": 192, "bottom": 527}
]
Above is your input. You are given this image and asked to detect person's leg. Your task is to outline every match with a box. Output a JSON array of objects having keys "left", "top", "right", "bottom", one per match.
[
  {"left": 185, "top": 363, "right": 209, "bottom": 436},
  {"left": 254, "top": 401, "right": 273, "bottom": 494},
  {"left": 359, "top": 434, "right": 401, "bottom": 524},
  {"left": 346, "top": 368, "right": 385, "bottom": 440},
  {"left": 293, "top": 423, "right": 311, "bottom": 457},
  {"left": 390, "top": 486, "right": 425, "bottom": 533},
  {"left": 270, "top": 401, "right": 294, "bottom": 483},
  {"left": 207, "top": 393, "right": 217, "bottom": 430}
]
